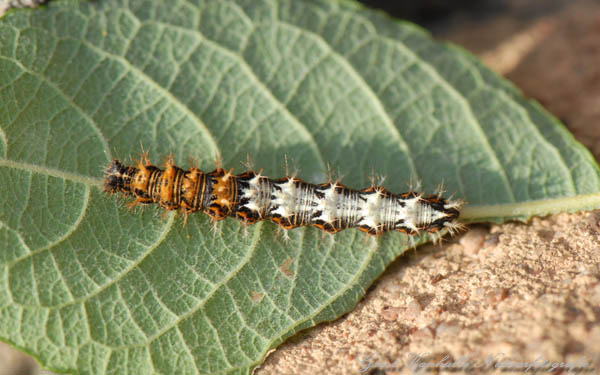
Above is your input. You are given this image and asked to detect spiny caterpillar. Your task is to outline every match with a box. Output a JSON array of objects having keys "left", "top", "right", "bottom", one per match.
[{"left": 103, "top": 154, "right": 463, "bottom": 238}]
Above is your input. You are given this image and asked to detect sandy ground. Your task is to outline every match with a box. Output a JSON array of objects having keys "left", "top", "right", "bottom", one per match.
[
  {"left": 258, "top": 215, "right": 600, "bottom": 375},
  {"left": 1, "top": 1, "right": 599, "bottom": 374}
]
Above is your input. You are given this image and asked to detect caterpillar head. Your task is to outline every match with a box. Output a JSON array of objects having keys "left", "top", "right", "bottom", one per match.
[{"left": 104, "top": 160, "right": 133, "bottom": 194}]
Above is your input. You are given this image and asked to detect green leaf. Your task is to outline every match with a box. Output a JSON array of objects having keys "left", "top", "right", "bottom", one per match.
[{"left": 1, "top": 0, "right": 599, "bottom": 374}]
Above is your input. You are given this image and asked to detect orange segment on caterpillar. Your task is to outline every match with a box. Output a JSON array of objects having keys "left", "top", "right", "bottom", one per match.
[{"left": 103, "top": 157, "right": 464, "bottom": 237}]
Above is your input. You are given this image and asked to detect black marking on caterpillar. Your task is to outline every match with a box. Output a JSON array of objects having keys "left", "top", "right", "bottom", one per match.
[{"left": 103, "top": 155, "right": 463, "bottom": 238}]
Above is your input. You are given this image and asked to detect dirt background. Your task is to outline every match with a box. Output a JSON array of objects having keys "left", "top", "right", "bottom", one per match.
[{"left": 1, "top": 0, "right": 599, "bottom": 374}]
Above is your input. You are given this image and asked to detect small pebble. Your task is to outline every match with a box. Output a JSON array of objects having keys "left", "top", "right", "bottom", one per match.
[{"left": 459, "top": 227, "right": 488, "bottom": 255}]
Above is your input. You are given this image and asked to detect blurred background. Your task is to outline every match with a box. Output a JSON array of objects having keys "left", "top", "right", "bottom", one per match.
[
  {"left": 359, "top": 0, "right": 600, "bottom": 161},
  {"left": 1, "top": 0, "right": 599, "bottom": 373}
]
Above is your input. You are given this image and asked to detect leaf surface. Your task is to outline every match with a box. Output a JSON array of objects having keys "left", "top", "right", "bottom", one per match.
[{"left": 1, "top": 0, "right": 599, "bottom": 374}]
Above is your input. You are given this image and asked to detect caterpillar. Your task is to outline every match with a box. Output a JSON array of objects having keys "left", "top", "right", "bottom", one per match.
[{"left": 103, "top": 154, "right": 463, "bottom": 237}]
